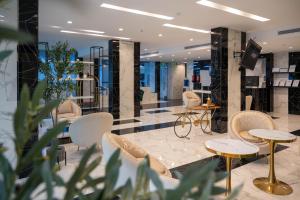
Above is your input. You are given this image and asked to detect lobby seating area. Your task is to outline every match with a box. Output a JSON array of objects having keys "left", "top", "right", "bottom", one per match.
[{"left": 1, "top": 0, "right": 300, "bottom": 199}]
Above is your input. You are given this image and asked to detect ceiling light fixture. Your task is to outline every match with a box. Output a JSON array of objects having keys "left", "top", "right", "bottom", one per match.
[
  {"left": 158, "top": 33, "right": 163, "bottom": 37},
  {"left": 0, "top": 14, "right": 4, "bottom": 18},
  {"left": 289, "top": 46, "right": 293, "bottom": 49},
  {"left": 100, "top": 3, "right": 174, "bottom": 20},
  {"left": 190, "top": 38, "right": 194, "bottom": 41},
  {"left": 187, "top": 52, "right": 191, "bottom": 55},
  {"left": 144, "top": 48, "right": 148, "bottom": 51},
  {"left": 163, "top": 23, "right": 210, "bottom": 34},
  {"left": 67, "top": 21, "right": 73, "bottom": 24},
  {"left": 60, "top": 30, "right": 131, "bottom": 40},
  {"left": 50, "top": 25, "right": 62, "bottom": 29},
  {"left": 262, "top": 41, "right": 267, "bottom": 45},
  {"left": 196, "top": 0, "right": 270, "bottom": 22},
  {"left": 81, "top": 29, "right": 105, "bottom": 34},
  {"left": 118, "top": 27, "right": 124, "bottom": 31}
]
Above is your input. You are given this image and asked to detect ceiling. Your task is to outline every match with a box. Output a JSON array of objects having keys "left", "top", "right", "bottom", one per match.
[{"left": 39, "top": 0, "right": 300, "bottom": 62}]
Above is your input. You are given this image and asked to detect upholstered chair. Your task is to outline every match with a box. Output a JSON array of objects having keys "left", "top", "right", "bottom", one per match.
[
  {"left": 102, "top": 132, "right": 179, "bottom": 190},
  {"left": 229, "top": 110, "right": 276, "bottom": 155},
  {"left": 245, "top": 95, "right": 253, "bottom": 110},
  {"left": 182, "top": 91, "right": 201, "bottom": 109},
  {"left": 52, "top": 100, "right": 82, "bottom": 124},
  {"left": 69, "top": 112, "right": 113, "bottom": 150}
]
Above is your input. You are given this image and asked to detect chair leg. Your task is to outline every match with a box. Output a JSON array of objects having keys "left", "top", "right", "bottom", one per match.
[{"left": 65, "top": 151, "right": 67, "bottom": 166}]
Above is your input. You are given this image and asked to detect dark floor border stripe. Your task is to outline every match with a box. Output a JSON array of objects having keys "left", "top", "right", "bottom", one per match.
[
  {"left": 146, "top": 109, "right": 171, "bottom": 114},
  {"left": 291, "top": 129, "right": 300, "bottom": 136},
  {"left": 170, "top": 144, "right": 288, "bottom": 178},
  {"left": 113, "top": 119, "right": 141, "bottom": 125},
  {"left": 112, "top": 121, "right": 176, "bottom": 135},
  {"left": 142, "top": 100, "right": 183, "bottom": 110}
]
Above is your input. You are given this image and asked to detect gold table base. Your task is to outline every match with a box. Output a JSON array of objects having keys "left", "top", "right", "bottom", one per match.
[
  {"left": 253, "top": 141, "right": 293, "bottom": 195},
  {"left": 253, "top": 177, "right": 293, "bottom": 195}
]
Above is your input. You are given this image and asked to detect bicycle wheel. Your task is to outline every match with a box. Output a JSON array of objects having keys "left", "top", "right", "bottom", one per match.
[
  {"left": 174, "top": 115, "right": 192, "bottom": 138},
  {"left": 200, "top": 112, "right": 211, "bottom": 134}
]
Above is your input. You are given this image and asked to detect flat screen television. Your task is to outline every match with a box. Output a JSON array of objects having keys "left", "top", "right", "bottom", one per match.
[
  {"left": 240, "top": 39, "right": 262, "bottom": 70},
  {"left": 245, "top": 76, "right": 259, "bottom": 87}
]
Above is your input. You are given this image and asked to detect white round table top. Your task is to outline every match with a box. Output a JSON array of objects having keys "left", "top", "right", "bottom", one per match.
[
  {"left": 205, "top": 138, "right": 259, "bottom": 158},
  {"left": 249, "top": 129, "right": 297, "bottom": 143}
]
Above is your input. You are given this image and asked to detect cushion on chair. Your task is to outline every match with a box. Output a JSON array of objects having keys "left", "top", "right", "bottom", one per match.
[
  {"left": 58, "top": 100, "right": 73, "bottom": 114},
  {"left": 111, "top": 134, "right": 147, "bottom": 158},
  {"left": 239, "top": 131, "right": 264, "bottom": 143},
  {"left": 137, "top": 156, "right": 172, "bottom": 177}
]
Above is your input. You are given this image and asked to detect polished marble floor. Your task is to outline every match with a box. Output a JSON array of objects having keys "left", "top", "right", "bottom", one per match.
[{"left": 53, "top": 105, "right": 300, "bottom": 200}]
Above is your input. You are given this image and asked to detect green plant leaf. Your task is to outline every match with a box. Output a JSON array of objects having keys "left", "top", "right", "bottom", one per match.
[
  {"left": 32, "top": 81, "right": 47, "bottom": 109},
  {"left": 147, "top": 168, "right": 165, "bottom": 199},
  {"left": 41, "top": 160, "right": 54, "bottom": 200},
  {"left": 0, "top": 50, "right": 13, "bottom": 62},
  {"left": 0, "top": 25, "right": 33, "bottom": 42}
]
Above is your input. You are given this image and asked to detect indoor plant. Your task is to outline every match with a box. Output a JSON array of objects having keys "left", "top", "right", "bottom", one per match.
[{"left": 0, "top": 82, "right": 242, "bottom": 200}]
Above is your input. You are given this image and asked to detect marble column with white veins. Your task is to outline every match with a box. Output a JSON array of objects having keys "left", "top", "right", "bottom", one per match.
[
  {"left": 227, "top": 29, "right": 242, "bottom": 130},
  {"left": 119, "top": 41, "right": 135, "bottom": 119}
]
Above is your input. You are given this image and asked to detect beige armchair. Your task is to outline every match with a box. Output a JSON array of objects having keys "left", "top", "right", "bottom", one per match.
[
  {"left": 102, "top": 133, "right": 178, "bottom": 189},
  {"left": 182, "top": 91, "right": 201, "bottom": 109},
  {"left": 229, "top": 111, "right": 276, "bottom": 155},
  {"left": 52, "top": 100, "right": 82, "bottom": 124}
]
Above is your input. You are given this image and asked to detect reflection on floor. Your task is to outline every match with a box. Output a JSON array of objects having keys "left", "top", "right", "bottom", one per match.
[{"left": 55, "top": 104, "right": 300, "bottom": 200}]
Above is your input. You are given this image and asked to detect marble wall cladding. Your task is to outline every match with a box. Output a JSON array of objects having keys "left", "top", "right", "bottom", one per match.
[
  {"left": 108, "top": 40, "right": 120, "bottom": 118},
  {"left": 119, "top": 41, "right": 134, "bottom": 119},
  {"left": 274, "top": 52, "right": 289, "bottom": 114},
  {"left": 18, "top": 0, "right": 39, "bottom": 96},
  {"left": 211, "top": 27, "right": 228, "bottom": 133},
  {"left": 167, "top": 63, "right": 185, "bottom": 100},
  {"left": 186, "top": 61, "right": 194, "bottom": 90},
  {"left": 134, "top": 42, "right": 140, "bottom": 117},
  {"left": 227, "top": 29, "right": 242, "bottom": 131},
  {"left": 289, "top": 52, "right": 300, "bottom": 115},
  {"left": 155, "top": 62, "right": 160, "bottom": 99},
  {"left": 0, "top": 0, "right": 18, "bottom": 167}
]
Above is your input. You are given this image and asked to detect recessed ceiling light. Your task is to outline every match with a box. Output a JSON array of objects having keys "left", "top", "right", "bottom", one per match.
[
  {"left": 187, "top": 52, "right": 191, "bottom": 55},
  {"left": 118, "top": 27, "right": 124, "bottom": 31},
  {"left": 0, "top": 14, "right": 4, "bottom": 18},
  {"left": 60, "top": 30, "right": 131, "bottom": 40},
  {"left": 158, "top": 33, "right": 163, "bottom": 37},
  {"left": 198, "top": 56, "right": 201, "bottom": 59},
  {"left": 262, "top": 41, "right": 267, "bottom": 45},
  {"left": 100, "top": 3, "right": 174, "bottom": 20},
  {"left": 67, "top": 21, "right": 72, "bottom": 24},
  {"left": 190, "top": 38, "right": 194, "bottom": 41},
  {"left": 81, "top": 29, "right": 105, "bottom": 34},
  {"left": 289, "top": 46, "right": 293, "bottom": 49},
  {"left": 207, "top": 49, "right": 211, "bottom": 52},
  {"left": 163, "top": 23, "right": 210, "bottom": 34},
  {"left": 50, "top": 25, "right": 62, "bottom": 29},
  {"left": 144, "top": 48, "right": 148, "bottom": 51},
  {"left": 196, "top": 0, "right": 270, "bottom": 22}
]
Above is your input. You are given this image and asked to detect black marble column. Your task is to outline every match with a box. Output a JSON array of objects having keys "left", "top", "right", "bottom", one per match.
[
  {"left": 17, "top": 0, "right": 39, "bottom": 179},
  {"left": 108, "top": 40, "right": 120, "bottom": 119},
  {"left": 289, "top": 52, "right": 300, "bottom": 115},
  {"left": 18, "top": 0, "right": 39, "bottom": 98},
  {"left": 210, "top": 27, "right": 228, "bottom": 133},
  {"left": 240, "top": 32, "right": 247, "bottom": 110},
  {"left": 155, "top": 62, "right": 160, "bottom": 100},
  {"left": 134, "top": 42, "right": 141, "bottom": 117}
]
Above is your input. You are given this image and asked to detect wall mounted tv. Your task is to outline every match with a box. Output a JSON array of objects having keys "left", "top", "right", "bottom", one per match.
[{"left": 240, "top": 39, "right": 262, "bottom": 70}]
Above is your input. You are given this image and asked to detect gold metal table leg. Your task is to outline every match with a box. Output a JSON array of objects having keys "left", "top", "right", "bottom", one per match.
[
  {"left": 253, "top": 141, "right": 293, "bottom": 195},
  {"left": 226, "top": 156, "right": 232, "bottom": 196}
]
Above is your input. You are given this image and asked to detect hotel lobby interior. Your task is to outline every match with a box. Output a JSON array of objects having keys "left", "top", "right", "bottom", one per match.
[{"left": 0, "top": 0, "right": 300, "bottom": 199}]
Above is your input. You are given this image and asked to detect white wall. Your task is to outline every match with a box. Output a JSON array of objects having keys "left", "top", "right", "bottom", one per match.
[
  {"left": 0, "top": 0, "right": 18, "bottom": 166},
  {"left": 273, "top": 52, "right": 289, "bottom": 114},
  {"left": 167, "top": 63, "right": 185, "bottom": 99}
]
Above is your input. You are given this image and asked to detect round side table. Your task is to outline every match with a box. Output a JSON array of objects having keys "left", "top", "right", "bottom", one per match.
[
  {"left": 249, "top": 129, "right": 297, "bottom": 195},
  {"left": 205, "top": 138, "right": 259, "bottom": 195}
]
